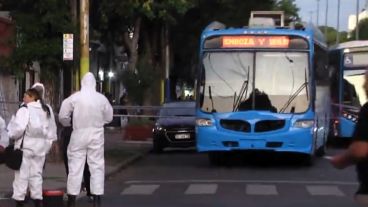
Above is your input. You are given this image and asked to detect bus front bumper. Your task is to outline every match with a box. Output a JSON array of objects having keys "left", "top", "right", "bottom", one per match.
[{"left": 196, "top": 127, "right": 314, "bottom": 155}]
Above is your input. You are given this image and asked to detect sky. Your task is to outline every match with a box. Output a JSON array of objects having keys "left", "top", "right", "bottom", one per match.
[{"left": 295, "top": 0, "right": 367, "bottom": 31}]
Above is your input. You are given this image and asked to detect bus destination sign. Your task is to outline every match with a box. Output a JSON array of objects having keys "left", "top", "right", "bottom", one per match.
[{"left": 222, "top": 36, "right": 290, "bottom": 48}]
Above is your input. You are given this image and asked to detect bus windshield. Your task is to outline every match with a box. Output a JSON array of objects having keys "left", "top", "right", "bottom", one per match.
[
  {"left": 200, "top": 51, "right": 309, "bottom": 113},
  {"left": 343, "top": 69, "right": 367, "bottom": 107}
]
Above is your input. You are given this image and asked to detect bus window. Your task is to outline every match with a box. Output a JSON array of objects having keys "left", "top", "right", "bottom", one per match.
[{"left": 343, "top": 69, "right": 367, "bottom": 107}]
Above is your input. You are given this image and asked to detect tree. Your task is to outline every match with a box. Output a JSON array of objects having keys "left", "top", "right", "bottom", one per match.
[
  {"left": 350, "top": 18, "right": 368, "bottom": 40},
  {"left": 316, "top": 26, "right": 350, "bottom": 46},
  {"left": 96, "top": 0, "right": 193, "bottom": 73},
  {"left": 0, "top": 0, "right": 73, "bottom": 107},
  {"left": 0, "top": 0, "right": 73, "bottom": 79},
  {"left": 273, "top": 0, "right": 300, "bottom": 22},
  {"left": 94, "top": 0, "right": 193, "bottom": 105}
]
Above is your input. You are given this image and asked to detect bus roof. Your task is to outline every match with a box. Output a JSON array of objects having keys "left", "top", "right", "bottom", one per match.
[
  {"left": 201, "top": 21, "right": 327, "bottom": 49},
  {"left": 332, "top": 40, "right": 368, "bottom": 50}
]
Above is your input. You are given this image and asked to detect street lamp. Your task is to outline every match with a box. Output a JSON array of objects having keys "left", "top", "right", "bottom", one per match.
[{"left": 108, "top": 71, "right": 114, "bottom": 78}]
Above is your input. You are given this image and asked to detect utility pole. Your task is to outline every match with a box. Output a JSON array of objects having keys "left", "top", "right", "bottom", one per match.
[
  {"left": 356, "top": 0, "right": 360, "bottom": 40},
  {"left": 324, "top": 0, "right": 328, "bottom": 37},
  {"left": 164, "top": 23, "right": 170, "bottom": 102},
  {"left": 309, "top": 11, "right": 314, "bottom": 23},
  {"left": 70, "top": 0, "right": 78, "bottom": 92},
  {"left": 336, "top": 0, "right": 341, "bottom": 44},
  {"left": 80, "top": 0, "right": 89, "bottom": 83},
  {"left": 317, "top": 0, "right": 320, "bottom": 25}
]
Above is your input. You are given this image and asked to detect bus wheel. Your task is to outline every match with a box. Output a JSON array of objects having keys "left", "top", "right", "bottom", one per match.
[{"left": 208, "top": 152, "right": 225, "bottom": 166}]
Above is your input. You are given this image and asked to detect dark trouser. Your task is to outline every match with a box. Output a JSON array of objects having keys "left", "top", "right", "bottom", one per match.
[
  {"left": 356, "top": 161, "right": 368, "bottom": 194},
  {"left": 62, "top": 127, "right": 91, "bottom": 196}
]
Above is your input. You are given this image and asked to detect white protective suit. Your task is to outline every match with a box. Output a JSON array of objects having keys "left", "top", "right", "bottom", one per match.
[
  {"left": 7, "top": 101, "right": 57, "bottom": 201},
  {"left": 0, "top": 115, "right": 9, "bottom": 147},
  {"left": 58, "top": 72, "right": 113, "bottom": 196}
]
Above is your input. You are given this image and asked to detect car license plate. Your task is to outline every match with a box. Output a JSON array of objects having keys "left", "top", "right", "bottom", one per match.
[{"left": 175, "top": 133, "right": 190, "bottom": 139}]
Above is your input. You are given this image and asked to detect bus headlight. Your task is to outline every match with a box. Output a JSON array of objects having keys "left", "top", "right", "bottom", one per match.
[
  {"left": 294, "top": 120, "right": 314, "bottom": 128},
  {"left": 196, "top": 118, "right": 213, "bottom": 127}
]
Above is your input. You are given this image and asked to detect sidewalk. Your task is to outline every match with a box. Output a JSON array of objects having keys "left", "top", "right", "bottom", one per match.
[{"left": 0, "top": 127, "right": 152, "bottom": 199}]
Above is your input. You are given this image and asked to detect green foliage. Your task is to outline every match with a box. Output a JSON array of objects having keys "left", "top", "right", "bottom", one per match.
[
  {"left": 98, "top": 0, "right": 193, "bottom": 32},
  {"left": 350, "top": 18, "right": 368, "bottom": 40},
  {"left": 319, "top": 26, "right": 353, "bottom": 45},
  {"left": 0, "top": 0, "right": 73, "bottom": 79},
  {"left": 121, "top": 53, "right": 158, "bottom": 105},
  {"left": 274, "top": 0, "right": 300, "bottom": 21}
]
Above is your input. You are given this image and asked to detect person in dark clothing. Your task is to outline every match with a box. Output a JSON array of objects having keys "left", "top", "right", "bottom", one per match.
[
  {"left": 330, "top": 71, "right": 368, "bottom": 204},
  {"left": 60, "top": 124, "right": 92, "bottom": 200},
  {"left": 238, "top": 89, "right": 277, "bottom": 112}
]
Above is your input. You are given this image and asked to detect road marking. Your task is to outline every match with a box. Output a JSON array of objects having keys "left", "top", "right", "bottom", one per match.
[
  {"left": 246, "top": 184, "right": 278, "bottom": 195},
  {"left": 121, "top": 184, "right": 159, "bottom": 195},
  {"left": 185, "top": 184, "right": 218, "bottom": 195},
  {"left": 125, "top": 179, "right": 358, "bottom": 186},
  {"left": 0, "top": 192, "right": 11, "bottom": 200},
  {"left": 306, "top": 185, "right": 345, "bottom": 196}
]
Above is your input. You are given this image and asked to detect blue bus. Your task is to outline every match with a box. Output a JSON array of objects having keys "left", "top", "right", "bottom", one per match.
[
  {"left": 195, "top": 19, "right": 331, "bottom": 165},
  {"left": 329, "top": 41, "right": 368, "bottom": 139}
]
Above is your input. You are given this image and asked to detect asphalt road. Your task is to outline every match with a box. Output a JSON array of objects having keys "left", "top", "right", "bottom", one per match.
[{"left": 100, "top": 146, "right": 362, "bottom": 207}]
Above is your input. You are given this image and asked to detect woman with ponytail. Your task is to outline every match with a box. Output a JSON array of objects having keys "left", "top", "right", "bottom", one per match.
[{"left": 7, "top": 88, "right": 57, "bottom": 207}]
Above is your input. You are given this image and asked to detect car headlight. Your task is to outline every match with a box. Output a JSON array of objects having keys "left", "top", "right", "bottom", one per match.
[
  {"left": 153, "top": 123, "right": 164, "bottom": 132},
  {"left": 196, "top": 118, "right": 213, "bottom": 127},
  {"left": 294, "top": 120, "right": 314, "bottom": 128}
]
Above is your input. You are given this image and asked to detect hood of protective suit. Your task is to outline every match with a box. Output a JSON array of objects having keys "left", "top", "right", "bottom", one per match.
[
  {"left": 32, "top": 82, "right": 45, "bottom": 99},
  {"left": 81, "top": 72, "right": 96, "bottom": 92}
]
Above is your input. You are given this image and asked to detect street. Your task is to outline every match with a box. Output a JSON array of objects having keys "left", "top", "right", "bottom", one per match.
[{"left": 101, "top": 146, "right": 360, "bottom": 207}]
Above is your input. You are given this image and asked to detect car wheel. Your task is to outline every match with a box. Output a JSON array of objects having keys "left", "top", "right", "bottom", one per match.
[{"left": 153, "top": 137, "right": 164, "bottom": 153}]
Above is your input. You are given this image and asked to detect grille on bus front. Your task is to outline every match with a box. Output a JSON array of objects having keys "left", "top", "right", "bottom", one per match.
[
  {"left": 255, "top": 120, "right": 285, "bottom": 132},
  {"left": 220, "top": 120, "right": 251, "bottom": 132}
]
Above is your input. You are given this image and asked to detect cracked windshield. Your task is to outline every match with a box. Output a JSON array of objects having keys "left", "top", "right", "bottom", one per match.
[{"left": 1, "top": 0, "right": 368, "bottom": 207}]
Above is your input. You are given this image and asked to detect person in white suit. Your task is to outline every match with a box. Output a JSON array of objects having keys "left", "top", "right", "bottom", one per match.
[
  {"left": 58, "top": 72, "right": 113, "bottom": 207},
  {"left": 7, "top": 88, "right": 57, "bottom": 207}
]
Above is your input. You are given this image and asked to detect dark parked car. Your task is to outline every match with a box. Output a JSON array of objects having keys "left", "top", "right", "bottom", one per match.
[{"left": 152, "top": 101, "right": 196, "bottom": 153}]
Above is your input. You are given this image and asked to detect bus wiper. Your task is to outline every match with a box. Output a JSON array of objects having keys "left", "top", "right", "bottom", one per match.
[
  {"left": 233, "top": 68, "right": 250, "bottom": 111},
  {"left": 208, "top": 86, "right": 216, "bottom": 113},
  {"left": 233, "top": 80, "right": 249, "bottom": 111},
  {"left": 280, "top": 81, "right": 309, "bottom": 113},
  {"left": 304, "top": 67, "right": 309, "bottom": 100}
]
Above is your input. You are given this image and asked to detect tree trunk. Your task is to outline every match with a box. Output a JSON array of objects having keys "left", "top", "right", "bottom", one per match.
[{"left": 124, "top": 17, "right": 142, "bottom": 72}]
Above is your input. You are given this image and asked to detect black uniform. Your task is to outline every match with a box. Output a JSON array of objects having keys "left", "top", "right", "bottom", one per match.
[{"left": 353, "top": 102, "right": 368, "bottom": 193}]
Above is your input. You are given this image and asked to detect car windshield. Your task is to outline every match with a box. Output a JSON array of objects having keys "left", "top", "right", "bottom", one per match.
[
  {"left": 200, "top": 51, "right": 309, "bottom": 113},
  {"left": 160, "top": 102, "right": 196, "bottom": 117}
]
